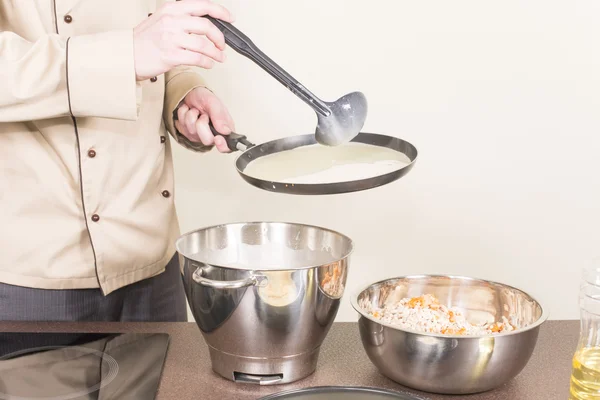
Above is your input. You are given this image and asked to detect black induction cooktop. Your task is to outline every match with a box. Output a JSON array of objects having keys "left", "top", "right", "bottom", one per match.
[{"left": 0, "top": 331, "right": 170, "bottom": 400}]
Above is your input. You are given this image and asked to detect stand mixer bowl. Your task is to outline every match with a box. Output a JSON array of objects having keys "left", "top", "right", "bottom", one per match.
[{"left": 177, "top": 222, "right": 353, "bottom": 385}]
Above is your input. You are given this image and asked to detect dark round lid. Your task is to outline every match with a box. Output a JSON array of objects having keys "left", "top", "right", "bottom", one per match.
[{"left": 258, "top": 386, "right": 425, "bottom": 400}]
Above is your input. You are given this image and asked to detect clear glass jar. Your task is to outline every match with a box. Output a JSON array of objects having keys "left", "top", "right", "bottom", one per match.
[{"left": 570, "top": 259, "right": 600, "bottom": 399}]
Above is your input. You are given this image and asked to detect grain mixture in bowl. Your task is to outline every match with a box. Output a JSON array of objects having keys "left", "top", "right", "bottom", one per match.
[{"left": 363, "top": 293, "right": 515, "bottom": 335}]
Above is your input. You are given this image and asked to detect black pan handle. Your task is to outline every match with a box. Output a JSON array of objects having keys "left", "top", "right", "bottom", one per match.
[
  {"left": 208, "top": 123, "right": 254, "bottom": 152},
  {"left": 172, "top": 110, "right": 253, "bottom": 152}
]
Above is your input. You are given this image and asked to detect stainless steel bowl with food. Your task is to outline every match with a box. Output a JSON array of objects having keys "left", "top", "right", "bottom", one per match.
[
  {"left": 177, "top": 222, "right": 353, "bottom": 385},
  {"left": 351, "top": 275, "right": 548, "bottom": 395}
]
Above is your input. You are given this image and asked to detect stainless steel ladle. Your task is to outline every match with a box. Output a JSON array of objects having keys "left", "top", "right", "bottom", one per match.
[{"left": 208, "top": 17, "right": 368, "bottom": 146}]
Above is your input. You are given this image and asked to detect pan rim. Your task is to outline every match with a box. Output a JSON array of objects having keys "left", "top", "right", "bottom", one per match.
[{"left": 256, "top": 385, "right": 426, "bottom": 399}]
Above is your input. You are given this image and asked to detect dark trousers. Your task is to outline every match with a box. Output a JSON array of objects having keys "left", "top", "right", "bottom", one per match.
[{"left": 0, "top": 255, "right": 187, "bottom": 322}]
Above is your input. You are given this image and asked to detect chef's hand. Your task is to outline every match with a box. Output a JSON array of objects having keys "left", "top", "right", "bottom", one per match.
[
  {"left": 133, "top": 0, "right": 234, "bottom": 81},
  {"left": 175, "top": 87, "right": 235, "bottom": 153}
]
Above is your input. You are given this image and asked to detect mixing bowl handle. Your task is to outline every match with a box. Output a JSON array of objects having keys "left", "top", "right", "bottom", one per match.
[{"left": 192, "top": 266, "right": 265, "bottom": 289}]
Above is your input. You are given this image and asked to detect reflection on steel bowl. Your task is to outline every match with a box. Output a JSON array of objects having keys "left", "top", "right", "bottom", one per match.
[
  {"left": 319, "top": 261, "right": 347, "bottom": 298},
  {"left": 351, "top": 275, "right": 548, "bottom": 395}
]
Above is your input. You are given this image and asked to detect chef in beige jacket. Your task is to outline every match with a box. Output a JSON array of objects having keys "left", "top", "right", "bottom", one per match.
[{"left": 0, "top": 0, "right": 235, "bottom": 322}]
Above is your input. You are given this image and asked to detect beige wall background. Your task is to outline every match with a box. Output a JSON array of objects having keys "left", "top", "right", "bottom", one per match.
[{"left": 174, "top": 0, "right": 600, "bottom": 322}]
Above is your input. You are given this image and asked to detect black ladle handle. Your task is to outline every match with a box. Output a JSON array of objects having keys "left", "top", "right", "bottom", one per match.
[{"left": 206, "top": 17, "right": 331, "bottom": 118}]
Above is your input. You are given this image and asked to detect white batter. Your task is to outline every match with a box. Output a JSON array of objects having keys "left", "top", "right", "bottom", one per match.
[{"left": 244, "top": 142, "right": 410, "bottom": 184}]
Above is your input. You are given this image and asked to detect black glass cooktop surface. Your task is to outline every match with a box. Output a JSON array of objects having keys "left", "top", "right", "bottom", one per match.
[{"left": 0, "top": 331, "right": 170, "bottom": 400}]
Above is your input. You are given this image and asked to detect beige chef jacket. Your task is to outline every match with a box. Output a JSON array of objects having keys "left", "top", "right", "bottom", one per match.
[{"left": 0, "top": 0, "right": 212, "bottom": 294}]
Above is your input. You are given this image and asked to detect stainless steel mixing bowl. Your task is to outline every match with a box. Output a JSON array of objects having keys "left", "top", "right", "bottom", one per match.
[
  {"left": 177, "top": 222, "right": 353, "bottom": 385},
  {"left": 351, "top": 275, "right": 548, "bottom": 395}
]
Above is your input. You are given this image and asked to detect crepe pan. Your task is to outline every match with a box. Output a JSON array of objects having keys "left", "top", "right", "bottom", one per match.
[{"left": 216, "top": 127, "right": 418, "bottom": 195}]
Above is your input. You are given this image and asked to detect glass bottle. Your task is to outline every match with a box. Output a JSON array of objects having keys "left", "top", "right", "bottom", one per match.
[{"left": 570, "top": 260, "right": 600, "bottom": 399}]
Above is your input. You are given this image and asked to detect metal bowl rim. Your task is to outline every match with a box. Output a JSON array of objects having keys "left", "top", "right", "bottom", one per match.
[
  {"left": 350, "top": 274, "right": 548, "bottom": 339},
  {"left": 234, "top": 132, "right": 419, "bottom": 188},
  {"left": 176, "top": 220, "right": 354, "bottom": 271}
]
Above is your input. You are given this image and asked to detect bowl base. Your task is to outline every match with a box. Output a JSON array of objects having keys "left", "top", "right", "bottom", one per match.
[{"left": 208, "top": 345, "right": 321, "bottom": 385}]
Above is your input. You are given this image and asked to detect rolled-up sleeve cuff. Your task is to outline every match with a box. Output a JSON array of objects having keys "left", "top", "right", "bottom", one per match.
[
  {"left": 66, "top": 29, "right": 140, "bottom": 120},
  {"left": 163, "top": 70, "right": 212, "bottom": 153}
]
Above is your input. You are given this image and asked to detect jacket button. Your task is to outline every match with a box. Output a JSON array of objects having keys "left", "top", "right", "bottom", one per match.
[
  {"left": 91, "top": 214, "right": 100, "bottom": 222},
  {"left": 161, "top": 190, "right": 171, "bottom": 198},
  {"left": 150, "top": 77, "right": 158, "bottom": 82},
  {"left": 87, "top": 149, "right": 96, "bottom": 158},
  {"left": 148, "top": 13, "right": 153, "bottom": 17},
  {"left": 64, "top": 15, "right": 73, "bottom": 23},
  {"left": 160, "top": 136, "right": 166, "bottom": 144}
]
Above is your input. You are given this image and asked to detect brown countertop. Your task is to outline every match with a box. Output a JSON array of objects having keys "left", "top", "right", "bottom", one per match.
[{"left": 0, "top": 321, "right": 575, "bottom": 400}]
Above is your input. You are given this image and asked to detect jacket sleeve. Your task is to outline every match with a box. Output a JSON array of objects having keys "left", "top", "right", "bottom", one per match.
[
  {"left": 0, "top": 30, "right": 140, "bottom": 122},
  {"left": 162, "top": 65, "right": 214, "bottom": 152}
]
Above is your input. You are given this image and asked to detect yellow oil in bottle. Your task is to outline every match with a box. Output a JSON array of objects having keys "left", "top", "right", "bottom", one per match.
[{"left": 570, "top": 347, "right": 600, "bottom": 399}]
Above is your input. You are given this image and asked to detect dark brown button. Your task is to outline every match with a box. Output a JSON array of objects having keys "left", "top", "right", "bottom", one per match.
[
  {"left": 160, "top": 136, "right": 166, "bottom": 144},
  {"left": 148, "top": 13, "right": 152, "bottom": 17},
  {"left": 64, "top": 15, "right": 72, "bottom": 23},
  {"left": 91, "top": 214, "right": 100, "bottom": 222},
  {"left": 161, "top": 190, "right": 171, "bottom": 198},
  {"left": 87, "top": 149, "right": 96, "bottom": 158},
  {"left": 150, "top": 76, "right": 158, "bottom": 82}
]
